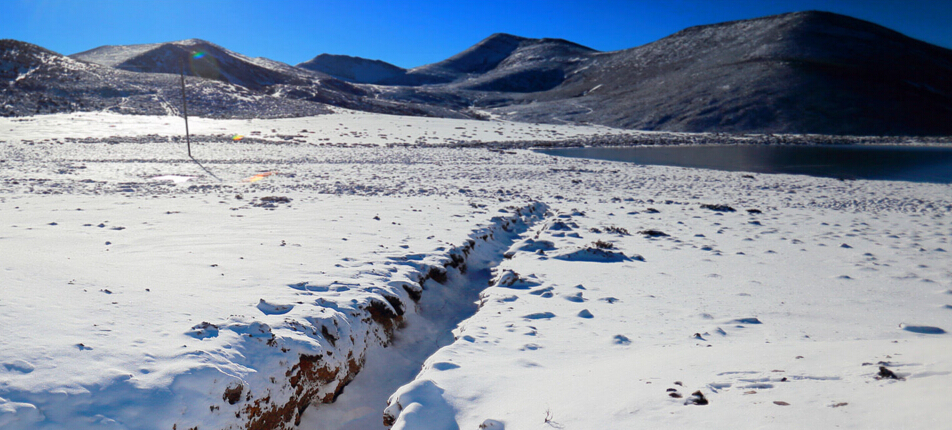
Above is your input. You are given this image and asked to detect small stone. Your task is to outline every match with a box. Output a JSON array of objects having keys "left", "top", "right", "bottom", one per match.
[
  {"left": 877, "top": 366, "right": 899, "bottom": 380},
  {"left": 685, "top": 391, "right": 708, "bottom": 405}
]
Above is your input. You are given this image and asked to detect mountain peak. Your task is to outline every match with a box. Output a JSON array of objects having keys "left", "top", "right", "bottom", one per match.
[
  {"left": 1, "top": 39, "right": 59, "bottom": 56},
  {"left": 480, "top": 33, "right": 529, "bottom": 44},
  {"left": 172, "top": 38, "right": 209, "bottom": 45}
]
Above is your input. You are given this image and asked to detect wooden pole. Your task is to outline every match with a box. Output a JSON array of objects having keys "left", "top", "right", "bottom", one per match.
[{"left": 180, "top": 57, "right": 191, "bottom": 157}]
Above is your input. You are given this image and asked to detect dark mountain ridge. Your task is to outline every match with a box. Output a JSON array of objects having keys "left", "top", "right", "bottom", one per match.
[
  {"left": 455, "top": 11, "right": 952, "bottom": 135},
  {"left": 296, "top": 54, "right": 406, "bottom": 85},
  {"left": 384, "top": 33, "right": 597, "bottom": 90}
]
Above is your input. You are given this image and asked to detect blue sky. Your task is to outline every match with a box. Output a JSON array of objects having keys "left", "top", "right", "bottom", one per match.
[{"left": 2, "top": 0, "right": 950, "bottom": 69}]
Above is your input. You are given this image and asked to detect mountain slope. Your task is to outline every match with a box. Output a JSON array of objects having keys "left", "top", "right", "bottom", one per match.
[
  {"left": 297, "top": 54, "right": 407, "bottom": 85},
  {"left": 8, "top": 11, "right": 952, "bottom": 134},
  {"left": 384, "top": 33, "right": 597, "bottom": 92},
  {"left": 2, "top": 39, "right": 330, "bottom": 118},
  {"left": 480, "top": 11, "right": 952, "bottom": 135},
  {"left": 72, "top": 39, "right": 317, "bottom": 91},
  {"left": 69, "top": 39, "right": 469, "bottom": 119}
]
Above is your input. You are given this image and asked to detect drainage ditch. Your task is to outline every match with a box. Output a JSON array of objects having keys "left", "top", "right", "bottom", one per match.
[
  {"left": 296, "top": 202, "right": 546, "bottom": 429},
  {"left": 208, "top": 202, "right": 549, "bottom": 430}
]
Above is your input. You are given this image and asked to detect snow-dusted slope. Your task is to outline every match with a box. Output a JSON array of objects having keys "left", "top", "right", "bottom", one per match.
[
  {"left": 356, "top": 11, "right": 952, "bottom": 135},
  {"left": 67, "top": 39, "right": 475, "bottom": 120},
  {"left": 388, "top": 33, "right": 596, "bottom": 92},
  {"left": 10, "top": 10, "right": 952, "bottom": 134},
  {"left": 74, "top": 39, "right": 317, "bottom": 90},
  {"left": 480, "top": 11, "right": 952, "bottom": 134},
  {"left": 1, "top": 39, "right": 331, "bottom": 118},
  {"left": 70, "top": 43, "right": 162, "bottom": 67},
  {"left": 297, "top": 54, "right": 407, "bottom": 85}
]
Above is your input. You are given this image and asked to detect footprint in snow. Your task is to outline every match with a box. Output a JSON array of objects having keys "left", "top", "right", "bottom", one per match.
[
  {"left": 513, "top": 238, "right": 556, "bottom": 252},
  {"left": 257, "top": 299, "right": 293, "bottom": 315},
  {"left": 523, "top": 312, "right": 555, "bottom": 320},
  {"left": 493, "top": 270, "right": 540, "bottom": 289},
  {"left": 3, "top": 360, "right": 35, "bottom": 373},
  {"left": 563, "top": 292, "right": 585, "bottom": 302},
  {"left": 546, "top": 221, "right": 576, "bottom": 231},
  {"left": 529, "top": 286, "right": 554, "bottom": 298},
  {"left": 899, "top": 324, "right": 946, "bottom": 334},
  {"left": 431, "top": 362, "right": 460, "bottom": 371}
]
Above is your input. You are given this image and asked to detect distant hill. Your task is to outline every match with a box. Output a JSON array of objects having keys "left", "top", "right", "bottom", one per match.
[
  {"left": 380, "top": 33, "right": 597, "bottom": 93},
  {"left": 6, "top": 11, "right": 952, "bottom": 135},
  {"left": 72, "top": 39, "right": 317, "bottom": 91},
  {"left": 1, "top": 39, "right": 329, "bottom": 118},
  {"left": 297, "top": 54, "right": 406, "bottom": 85},
  {"left": 69, "top": 39, "right": 468, "bottom": 119}
]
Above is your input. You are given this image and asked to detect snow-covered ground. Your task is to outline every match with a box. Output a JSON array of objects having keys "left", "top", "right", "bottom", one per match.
[
  {"left": 0, "top": 110, "right": 636, "bottom": 146},
  {"left": 1, "top": 112, "right": 950, "bottom": 429}
]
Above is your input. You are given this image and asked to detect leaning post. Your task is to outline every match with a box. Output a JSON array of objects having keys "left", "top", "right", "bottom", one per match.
[{"left": 180, "top": 56, "right": 191, "bottom": 157}]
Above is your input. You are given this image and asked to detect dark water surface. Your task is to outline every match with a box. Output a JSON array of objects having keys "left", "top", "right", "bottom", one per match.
[{"left": 536, "top": 145, "right": 952, "bottom": 184}]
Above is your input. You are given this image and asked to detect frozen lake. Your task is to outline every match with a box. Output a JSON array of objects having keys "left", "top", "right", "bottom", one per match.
[{"left": 537, "top": 145, "right": 952, "bottom": 183}]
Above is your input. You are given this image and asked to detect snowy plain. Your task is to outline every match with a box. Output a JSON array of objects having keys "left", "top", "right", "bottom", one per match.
[{"left": 1, "top": 111, "right": 951, "bottom": 429}]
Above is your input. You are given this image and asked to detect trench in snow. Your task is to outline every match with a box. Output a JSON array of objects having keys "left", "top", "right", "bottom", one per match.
[{"left": 297, "top": 203, "right": 548, "bottom": 429}]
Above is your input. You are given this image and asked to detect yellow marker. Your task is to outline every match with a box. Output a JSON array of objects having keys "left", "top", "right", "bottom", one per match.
[{"left": 243, "top": 172, "right": 274, "bottom": 183}]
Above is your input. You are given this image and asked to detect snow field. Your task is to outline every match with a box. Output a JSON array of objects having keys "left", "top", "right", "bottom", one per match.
[
  {"left": 1, "top": 110, "right": 951, "bottom": 429},
  {"left": 0, "top": 188, "right": 546, "bottom": 429},
  {"left": 394, "top": 202, "right": 952, "bottom": 429},
  {"left": 0, "top": 110, "right": 635, "bottom": 147}
]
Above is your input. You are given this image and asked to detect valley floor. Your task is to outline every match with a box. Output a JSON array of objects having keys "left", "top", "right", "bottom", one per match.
[{"left": 1, "top": 112, "right": 950, "bottom": 429}]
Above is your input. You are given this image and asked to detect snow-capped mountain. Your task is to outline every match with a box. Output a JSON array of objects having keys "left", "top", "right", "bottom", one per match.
[
  {"left": 397, "top": 33, "right": 597, "bottom": 92},
  {"left": 480, "top": 10, "right": 952, "bottom": 135},
  {"left": 68, "top": 38, "right": 467, "bottom": 119},
  {"left": 372, "top": 11, "right": 952, "bottom": 135},
  {"left": 72, "top": 39, "right": 315, "bottom": 90},
  {"left": 6, "top": 11, "right": 952, "bottom": 135},
  {"left": 1, "top": 39, "right": 330, "bottom": 118}
]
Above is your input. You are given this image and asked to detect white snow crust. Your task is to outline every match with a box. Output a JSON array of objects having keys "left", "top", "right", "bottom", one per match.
[{"left": 1, "top": 111, "right": 950, "bottom": 429}]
